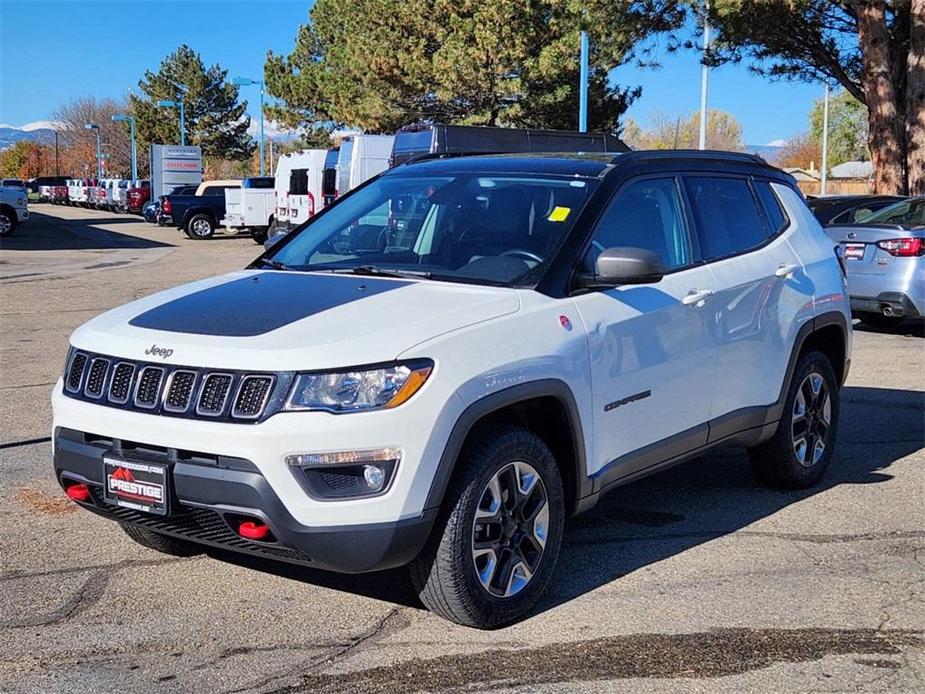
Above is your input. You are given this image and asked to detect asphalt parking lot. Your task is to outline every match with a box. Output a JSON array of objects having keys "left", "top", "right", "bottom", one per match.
[{"left": 1, "top": 205, "right": 923, "bottom": 693}]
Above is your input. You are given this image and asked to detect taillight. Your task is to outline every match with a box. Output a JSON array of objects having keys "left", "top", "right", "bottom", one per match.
[
  {"left": 876, "top": 238, "right": 924, "bottom": 257},
  {"left": 162, "top": 198, "right": 172, "bottom": 214}
]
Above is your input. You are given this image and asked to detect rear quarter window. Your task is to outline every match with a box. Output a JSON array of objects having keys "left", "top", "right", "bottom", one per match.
[
  {"left": 686, "top": 176, "right": 769, "bottom": 261},
  {"left": 754, "top": 181, "right": 788, "bottom": 234}
]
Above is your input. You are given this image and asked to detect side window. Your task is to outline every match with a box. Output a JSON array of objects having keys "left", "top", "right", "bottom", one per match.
[
  {"left": 754, "top": 180, "right": 788, "bottom": 234},
  {"left": 686, "top": 177, "right": 768, "bottom": 261},
  {"left": 585, "top": 178, "right": 691, "bottom": 271}
]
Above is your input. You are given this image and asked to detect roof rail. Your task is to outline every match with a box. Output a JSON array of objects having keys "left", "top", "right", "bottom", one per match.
[
  {"left": 620, "top": 149, "right": 770, "bottom": 166},
  {"left": 397, "top": 151, "right": 502, "bottom": 167}
]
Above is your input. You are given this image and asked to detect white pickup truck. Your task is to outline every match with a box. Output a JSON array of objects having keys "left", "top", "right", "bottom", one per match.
[
  {"left": 0, "top": 184, "right": 29, "bottom": 236},
  {"left": 221, "top": 176, "right": 275, "bottom": 244}
]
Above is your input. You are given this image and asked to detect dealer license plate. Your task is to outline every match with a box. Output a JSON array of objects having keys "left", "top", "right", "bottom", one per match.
[{"left": 103, "top": 456, "right": 169, "bottom": 515}]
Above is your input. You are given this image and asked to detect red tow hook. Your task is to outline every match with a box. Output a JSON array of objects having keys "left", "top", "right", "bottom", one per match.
[
  {"left": 65, "top": 482, "right": 91, "bottom": 502},
  {"left": 238, "top": 520, "right": 271, "bottom": 541}
]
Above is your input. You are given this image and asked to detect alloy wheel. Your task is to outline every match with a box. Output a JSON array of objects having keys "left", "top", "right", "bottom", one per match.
[
  {"left": 191, "top": 219, "right": 211, "bottom": 237},
  {"left": 0, "top": 214, "right": 11, "bottom": 235},
  {"left": 471, "top": 461, "right": 549, "bottom": 598},
  {"left": 791, "top": 372, "right": 831, "bottom": 467}
]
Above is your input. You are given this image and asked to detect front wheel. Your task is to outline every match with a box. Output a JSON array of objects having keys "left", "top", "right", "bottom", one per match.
[
  {"left": 185, "top": 214, "right": 215, "bottom": 240},
  {"left": 252, "top": 227, "right": 268, "bottom": 245},
  {"left": 748, "top": 350, "right": 840, "bottom": 489},
  {"left": 0, "top": 210, "right": 16, "bottom": 237},
  {"left": 410, "top": 425, "right": 565, "bottom": 629}
]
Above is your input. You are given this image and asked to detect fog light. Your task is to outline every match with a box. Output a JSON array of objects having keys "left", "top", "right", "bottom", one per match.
[{"left": 363, "top": 464, "right": 385, "bottom": 491}]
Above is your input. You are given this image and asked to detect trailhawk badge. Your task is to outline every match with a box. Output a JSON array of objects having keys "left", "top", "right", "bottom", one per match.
[{"left": 103, "top": 457, "right": 168, "bottom": 515}]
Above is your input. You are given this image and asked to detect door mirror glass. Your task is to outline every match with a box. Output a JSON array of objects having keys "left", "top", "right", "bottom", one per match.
[{"left": 584, "top": 246, "right": 666, "bottom": 287}]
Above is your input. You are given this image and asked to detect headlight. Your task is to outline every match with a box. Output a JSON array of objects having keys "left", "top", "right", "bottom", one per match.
[{"left": 283, "top": 360, "right": 432, "bottom": 413}]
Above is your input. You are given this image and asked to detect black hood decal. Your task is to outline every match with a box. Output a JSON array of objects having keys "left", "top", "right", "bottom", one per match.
[{"left": 129, "top": 273, "right": 411, "bottom": 337}]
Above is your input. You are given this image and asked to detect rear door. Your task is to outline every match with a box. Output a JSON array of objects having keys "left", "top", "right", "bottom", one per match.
[
  {"left": 571, "top": 176, "right": 719, "bottom": 479},
  {"left": 684, "top": 175, "right": 809, "bottom": 430}
]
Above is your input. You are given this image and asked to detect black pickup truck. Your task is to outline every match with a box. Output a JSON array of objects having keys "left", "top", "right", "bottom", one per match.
[{"left": 162, "top": 181, "right": 240, "bottom": 239}]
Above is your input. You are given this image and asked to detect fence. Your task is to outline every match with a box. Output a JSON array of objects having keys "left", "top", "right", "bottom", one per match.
[{"left": 796, "top": 180, "right": 871, "bottom": 196}]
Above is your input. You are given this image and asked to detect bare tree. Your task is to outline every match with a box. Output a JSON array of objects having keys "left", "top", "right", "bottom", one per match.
[
  {"left": 53, "top": 95, "right": 135, "bottom": 178},
  {"left": 628, "top": 109, "right": 744, "bottom": 151}
]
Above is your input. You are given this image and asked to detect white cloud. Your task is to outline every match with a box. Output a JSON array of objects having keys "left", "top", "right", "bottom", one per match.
[{"left": 246, "top": 118, "right": 299, "bottom": 141}]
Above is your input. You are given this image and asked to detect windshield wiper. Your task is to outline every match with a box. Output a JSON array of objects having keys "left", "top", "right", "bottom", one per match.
[
  {"left": 259, "top": 258, "right": 291, "bottom": 271},
  {"left": 334, "top": 265, "right": 433, "bottom": 280}
]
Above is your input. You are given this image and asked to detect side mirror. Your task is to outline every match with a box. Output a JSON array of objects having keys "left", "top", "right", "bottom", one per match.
[{"left": 580, "top": 247, "right": 666, "bottom": 289}]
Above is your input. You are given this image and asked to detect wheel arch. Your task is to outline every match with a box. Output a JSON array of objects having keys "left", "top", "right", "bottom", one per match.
[
  {"left": 424, "top": 380, "right": 592, "bottom": 517},
  {"left": 772, "top": 311, "right": 849, "bottom": 421}
]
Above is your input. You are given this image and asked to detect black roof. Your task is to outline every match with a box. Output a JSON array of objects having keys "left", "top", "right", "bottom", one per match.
[{"left": 388, "top": 149, "right": 791, "bottom": 181}]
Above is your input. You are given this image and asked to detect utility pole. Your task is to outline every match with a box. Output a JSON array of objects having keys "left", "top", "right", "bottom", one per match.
[
  {"left": 54, "top": 130, "right": 59, "bottom": 175},
  {"left": 698, "top": 2, "right": 711, "bottom": 150},
  {"left": 821, "top": 82, "right": 830, "bottom": 195}
]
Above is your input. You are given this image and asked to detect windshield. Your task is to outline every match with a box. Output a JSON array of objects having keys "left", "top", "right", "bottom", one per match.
[
  {"left": 266, "top": 172, "right": 598, "bottom": 286},
  {"left": 859, "top": 198, "right": 925, "bottom": 226}
]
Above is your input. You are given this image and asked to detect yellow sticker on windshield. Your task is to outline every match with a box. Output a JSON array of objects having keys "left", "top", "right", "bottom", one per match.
[{"left": 548, "top": 206, "right": 571, "bottom": 222}]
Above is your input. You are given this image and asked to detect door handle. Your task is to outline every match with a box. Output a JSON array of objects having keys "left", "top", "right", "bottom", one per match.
[
  {"left": 682, "top": 289, "right": 714, "bottom": 307},
  {"left": 775, "top": 263, "right": 800, "bottom": 279}
]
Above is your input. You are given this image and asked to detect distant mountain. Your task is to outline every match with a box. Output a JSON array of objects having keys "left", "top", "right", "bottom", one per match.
[
  {"left": 744, "top": 143, "right": 785, "bottom": 163},
  {"left": 0, "top": 122, "right": 59, "bottom": 151}
]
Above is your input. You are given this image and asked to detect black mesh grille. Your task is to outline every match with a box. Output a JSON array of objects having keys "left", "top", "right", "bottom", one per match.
[
  {"left": 317, "top": 469, "right": 365, "bottom": 493},
  {"left": 85, "top": 358, "right": 109, "bottom": 398},
  {"left": 165, "top": 371, "right": 197, "bottom": 412},
  {"left": 108, "top": 363, "right": 135, "bottom": 403},
  {"left": 67, "top": 353, "right": 88, "bottom": 391},
  {"left": 198, "top": 374, "right": 233, "bottom": 415},
  {"left": 135, "top": 367, "right": 164, "bottom": 408},
  {"left": 232, "top": 376, "right": 274, "bottom": 418},
  {"left": 85, "top": 487, "right": 307, "bottom": 562}
]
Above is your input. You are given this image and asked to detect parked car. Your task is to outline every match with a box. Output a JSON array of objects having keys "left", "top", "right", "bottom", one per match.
[
  {"left": 142, "top": 199, "right": 160, "bottom": 224},
  {"left": 67, "top": 179, "right": 89, "bottom": 206},
  {"left": 33, "top": 176, "right": 69, "bottom": 203},
  {"left": 0, "top": 183, "right": 30, "bottom": 236},
  {"left": 389, "top": 123, "right": 629, "bottom": 167},
  {"left": 161, "top": 179, "right": 241, "bottom": 239},
  {"left": 285, "top": 150, "right": 329, "bottom": 229},
  {"left": 806, "top": 194, "right": 904, "bottom": 226},
  {"left": 222, "top": 176, "right": 275, "bottom": 243},
  {"left": 825, "top": 196, "right": 925, "bottom": 327},
  {"left": 126, "top": 180, "right": 151, "bottom": 214},
  {"left": 149, "top": 185, "right": 197, "bottom": 225},
  {"left": 321, "top": 147, "right": 339, "bottom": 206},
  {"left": 53, "top": 150, "right": 850, "bottom": 629}
]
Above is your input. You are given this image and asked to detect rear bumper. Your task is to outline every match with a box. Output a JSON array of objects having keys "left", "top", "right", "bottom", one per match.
[
  {"left": 850, "top": 291, "right": 923, "bottom": 319},
  {"left": 53, "top": 427, "right": 436, "bottom": 573}
]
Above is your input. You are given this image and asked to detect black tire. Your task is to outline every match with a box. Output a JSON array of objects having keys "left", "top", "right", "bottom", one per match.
[
  {"left": 252, "top": 227, "right": 268, "bottom": 245},
  {"left": 859, "top": 313, "right": 904, "bottom": 329},
  {"left": 748, "top": 350, "right": 840, "bottom": 489},
  {"left": 0, "top": 209, "right": 16, "bottom": 237},
  {"left": 185, "top": 213, "right": 215, "bottom": 240},
  {"left": 410, "top": 425, "right": 565, "bottom": 629},
  {"left": 119, "top": 523, "right": 202, "bottom": 557}
]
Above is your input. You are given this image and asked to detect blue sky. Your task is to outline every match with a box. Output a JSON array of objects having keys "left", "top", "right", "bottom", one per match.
[{"left": 0, "top": 0, "right": 823, "bottom": 144}]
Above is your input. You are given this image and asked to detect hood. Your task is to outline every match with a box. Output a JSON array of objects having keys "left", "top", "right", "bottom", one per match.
[{"left": 71, "top": 270, "right": 520, "bottom": 370}]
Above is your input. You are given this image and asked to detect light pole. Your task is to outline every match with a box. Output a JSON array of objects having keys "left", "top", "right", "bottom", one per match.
[
  {"left": 84, "top": 123, "right": 102, "bottom": 179},
  {"left": 698, "top": 2, "right": 711, "bottom": 150},
  {"left": 112, "top": 114, "right": 138, "bottom": 181},
  {"left": 233, "top": 76, "right": 265, "bottom": 175},
  {"left": 157, "top": 99, "right": 186, "bottom": 146},
  {"left": 578, "top": 32, "right": 589, "bottom": 133},
  {"left": 821, "top": 82, "right": 830, "bottom": 195}
]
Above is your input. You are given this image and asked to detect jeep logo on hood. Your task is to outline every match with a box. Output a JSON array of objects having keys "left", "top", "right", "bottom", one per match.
[{"left": 144, "top": 344, "right": 174, "bottom": 359}]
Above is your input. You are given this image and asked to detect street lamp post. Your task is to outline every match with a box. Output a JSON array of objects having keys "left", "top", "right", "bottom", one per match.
[
  {"left": 233, "top": 76, "right": 265, "bottom": 175},
  {"left": 156, "top": 99, "right": 186, "bottom": 146},
  {"left": 112, "top": 114, "right": 138, "bottom": 181},
  {"left": 84, "top": 123, "right": 102, "bottom": 179}
]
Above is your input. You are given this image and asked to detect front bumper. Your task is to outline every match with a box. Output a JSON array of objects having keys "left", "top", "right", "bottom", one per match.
[
  {"left": 54, "top": 426, "right": 436, "bottom": 573},
  {"left": 15, "top": 207, "right": 29, "bottom": 223}
]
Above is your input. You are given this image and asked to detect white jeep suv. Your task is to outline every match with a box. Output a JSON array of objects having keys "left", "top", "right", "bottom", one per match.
[{"left": 53, "top": 151, "right": 851, "bottom": 628}]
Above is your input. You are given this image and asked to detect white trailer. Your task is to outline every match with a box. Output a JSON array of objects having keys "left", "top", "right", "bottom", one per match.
[{"left": 335, "top": 134, "right": 394, "bottom": 198}]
